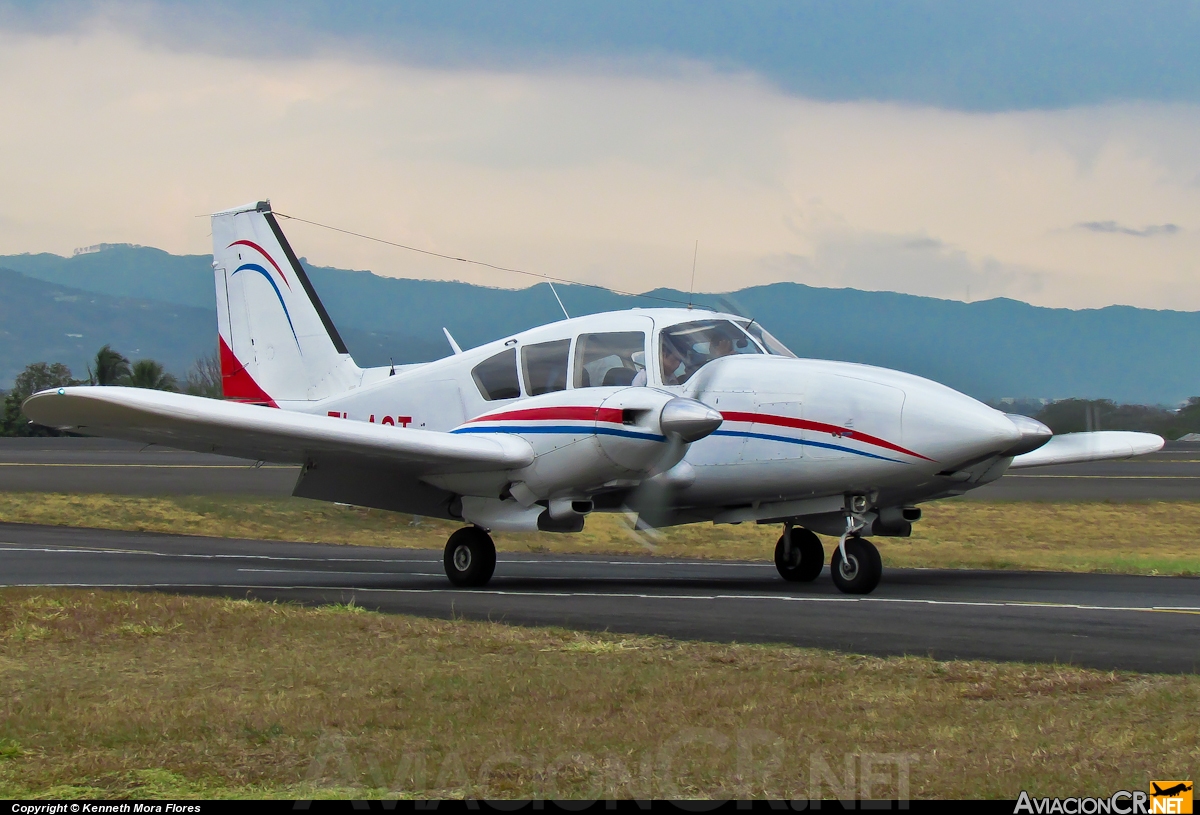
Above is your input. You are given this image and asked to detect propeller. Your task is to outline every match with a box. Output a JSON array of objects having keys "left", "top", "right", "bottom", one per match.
[
  {"left": 619, "top": 397, "right": 721, "bottom": 545},
  {"left": 714, "top": 294, "right": 751, "bottom": 319}
]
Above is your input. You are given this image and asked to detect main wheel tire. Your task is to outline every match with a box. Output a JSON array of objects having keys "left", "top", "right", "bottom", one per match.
[
  {"left": 829, "top": 536, "right": 882, "bottom": 595},
  {"left": 443, "top": 526, "right": 497, "bottom": 587},
  {"left": 774, "top": 528, "right": 825, "bottom": 582}
]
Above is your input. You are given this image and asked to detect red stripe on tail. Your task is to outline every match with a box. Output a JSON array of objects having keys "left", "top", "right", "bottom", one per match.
[
  {"left": 228, "top": 240, "right": 291, "bottom": 289},
  {"left": 219, "top": 336, "right": 278, "bottom": 408}
]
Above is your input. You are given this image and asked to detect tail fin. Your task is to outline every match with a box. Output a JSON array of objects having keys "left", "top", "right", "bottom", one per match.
[{"left": 211, "top": 201, "right": 360, "bottom": 405}]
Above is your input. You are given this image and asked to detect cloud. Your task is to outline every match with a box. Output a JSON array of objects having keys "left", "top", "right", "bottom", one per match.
[
  {"left": 761, "top": 232, "right": 1051, "bottom": 304},
  {"left": 1075, "top": 221, "right": 1182, "bottom": 237},
  {"left": 7, "top": 1, "right": 1200, "bottom": 111},
  {"left": 1, "top": 24, "right": 1200, "bottom": 311}
]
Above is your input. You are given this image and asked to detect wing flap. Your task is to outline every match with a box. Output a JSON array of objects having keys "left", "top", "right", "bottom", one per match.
[
  {"left": 23, "top": 387, "right": 533, "bottom": 474},
  {"left": 1008, "top": 430, "right": 1164, "bottom": 469}
]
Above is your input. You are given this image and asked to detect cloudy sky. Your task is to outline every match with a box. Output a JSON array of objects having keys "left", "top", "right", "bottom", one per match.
[{"left": 2, "top": 1, "right": 1200, "bottom": 309}]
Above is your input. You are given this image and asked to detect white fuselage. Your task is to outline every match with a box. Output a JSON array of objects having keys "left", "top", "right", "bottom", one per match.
[{"left": 282, "top": 308, "right": 1024, "bottom": 532}]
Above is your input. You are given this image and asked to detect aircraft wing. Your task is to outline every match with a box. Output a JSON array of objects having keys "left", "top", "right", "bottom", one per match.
[
  {"left": 22, "top": 386, "right": 533, "bottom": 474},
  {"left": 1008, "top": 430, "right": 1164, "bottom": 469}
]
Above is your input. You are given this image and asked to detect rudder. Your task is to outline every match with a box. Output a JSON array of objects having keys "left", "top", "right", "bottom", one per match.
[{"left": 212, "top": 201, "right": 360, "bottom": 405}]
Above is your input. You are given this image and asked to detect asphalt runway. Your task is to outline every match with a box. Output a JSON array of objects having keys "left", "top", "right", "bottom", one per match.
[
  {"left": 2, "top": 437, "right": 1198, "bottom": 501},
  {"left": 4, "top": 521, "right": 1199, "bottom": 673},
  {"left": 971, "top": 442, "right": 1200, "bottom": 501},
  {"left": 0, "top": 438, "right": 299, "bottom": 495}
]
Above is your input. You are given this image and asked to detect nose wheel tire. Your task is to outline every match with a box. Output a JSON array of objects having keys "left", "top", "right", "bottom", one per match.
[
  {"left": 443, "top": 526, "right": 497, "bottom": 587},
  {"left": 774, "top": 527, "right": 825, "bottom": 582},
  {"left": 830, "top": 536, "right": 882, "bottom": 595}
]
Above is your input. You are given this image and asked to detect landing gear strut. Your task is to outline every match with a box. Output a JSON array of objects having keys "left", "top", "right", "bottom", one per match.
[
  {"left": 774, "top": 525, "right": 824, "bottom": 582},
  {"left": 443, "top": 526, "right": 496, "bottom": 587},
  {"left": 830, "top": 536, "right": 882, "bottom": 594}
]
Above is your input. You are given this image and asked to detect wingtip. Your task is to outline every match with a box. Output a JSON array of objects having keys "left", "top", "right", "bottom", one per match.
[{"left": 22, "top": 385, "right": 82, "bottom": 429}]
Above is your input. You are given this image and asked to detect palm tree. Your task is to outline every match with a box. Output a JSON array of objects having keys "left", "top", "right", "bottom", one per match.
[
  {"left": 88, "top": 345, "right": 130, "bottom": 385},
  {"left": 127, "top": 359, "right": 179, "bottom": 391}
]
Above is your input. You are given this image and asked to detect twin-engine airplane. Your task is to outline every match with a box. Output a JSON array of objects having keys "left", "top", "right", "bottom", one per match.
[{"left": 25, "top": 201, "right": 1165, "bottom": 594}]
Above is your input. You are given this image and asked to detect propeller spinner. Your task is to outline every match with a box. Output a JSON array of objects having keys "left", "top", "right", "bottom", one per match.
[{"left": 659, "top": 397, "right": 723, "bottom": 442}]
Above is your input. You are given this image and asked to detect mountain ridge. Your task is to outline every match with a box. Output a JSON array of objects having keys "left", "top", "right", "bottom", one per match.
[{"left": 0, "top": 247, "right": 1196, "bottom": 404}]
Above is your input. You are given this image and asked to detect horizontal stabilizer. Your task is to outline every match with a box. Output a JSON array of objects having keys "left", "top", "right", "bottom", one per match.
[
  {"left": 1008, "top": 430, "right": 1163, "bottom": 469},
  {"left": 23, "top": 387, "right": 533, "bottom": 474}
]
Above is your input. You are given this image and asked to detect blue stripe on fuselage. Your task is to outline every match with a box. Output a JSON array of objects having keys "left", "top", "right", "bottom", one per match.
[
  {"left": 452, "top": 424, "right": 666, "bottom": 442},
  {"left": 710, "top": 429, "right": 905, "bottom": 463}
]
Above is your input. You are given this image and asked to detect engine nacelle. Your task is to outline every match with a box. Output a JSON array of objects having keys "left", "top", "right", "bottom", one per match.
[{"left": 431, "top": 387, "right": 721, "bottom": 530}]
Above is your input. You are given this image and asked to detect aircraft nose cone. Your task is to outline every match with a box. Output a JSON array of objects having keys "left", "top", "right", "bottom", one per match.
[
  {"left": 660, "top": 397, "right": 723, "bottom": 442},
  {"left": 1003, "top": 413, "right": 1053, "bottom": 456}
]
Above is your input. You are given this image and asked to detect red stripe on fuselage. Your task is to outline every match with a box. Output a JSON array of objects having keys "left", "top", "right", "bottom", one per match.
[
  {"left": 229, "top": 240, "right": 290, "bottom": 289},
  {"left": 721, "top": 411, "right": 931, "bottom": 461},
  {"left": 468, "top": 406, "right": 625, "bottom": 424}
]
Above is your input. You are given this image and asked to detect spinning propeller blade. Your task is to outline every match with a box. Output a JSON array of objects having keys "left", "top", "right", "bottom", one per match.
[{"left": 620, "top": 397, "right": 721, "bottom": 537}]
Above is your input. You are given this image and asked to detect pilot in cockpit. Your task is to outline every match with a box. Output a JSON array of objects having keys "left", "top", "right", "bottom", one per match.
[
  {"left": 708, "top": 334, "right": 735, "bottom": 359},
  {"left": 632, "top": 340, "right": 685, "bottom": 386}
]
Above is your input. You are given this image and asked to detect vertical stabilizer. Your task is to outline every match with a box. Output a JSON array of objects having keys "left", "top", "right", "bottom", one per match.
[{"left": 211, "top": 201, "right": 360, "bottom": 405}]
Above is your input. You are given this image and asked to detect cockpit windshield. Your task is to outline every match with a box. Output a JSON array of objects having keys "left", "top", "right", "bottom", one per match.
[
  {"left": 658, "top": 320, "right": 762, "bottom": 385},
  {"left": 735, "top": 320, "right": 797, "bottom": 358}
]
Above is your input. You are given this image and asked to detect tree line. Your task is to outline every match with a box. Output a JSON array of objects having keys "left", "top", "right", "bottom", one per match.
[
  {"left": 0, "top": 345, "right": 222, "bottom": 437},
  {"left": 988, "top": 397, "right": 1200, "bottom": 440},
  {"left": 6, "top": 347, "right": 1200, "bottom": 441}
]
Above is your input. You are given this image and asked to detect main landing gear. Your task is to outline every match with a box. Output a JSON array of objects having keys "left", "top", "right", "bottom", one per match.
[
  {"left": 443, "top": 526, "right": 496, "bottom": 587},
  {"left": 444, "top": 520, "right": 881, "bottom": 593},
  {"left": 775, "top": 523, "right": 883, "bottom": 594},
  {"left": 774, "top": 526, "right": 825, "bottom": 582}
]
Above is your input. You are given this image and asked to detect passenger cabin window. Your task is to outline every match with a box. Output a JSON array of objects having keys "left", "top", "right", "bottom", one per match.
[
  {"left": 472, "top": 348, "right": 521, "bottom": 401},
  {"left": 521, "top": 339, "right": 570, "bottom": 395},
  {"left": 736, "top": 320, "right": 797, "bottom": 358},
  {"left": 659, "top": 320, "right": 762, "bottom": 385},
  {"left": 574, "top": 332, "right": 646, "bottom": 388}
]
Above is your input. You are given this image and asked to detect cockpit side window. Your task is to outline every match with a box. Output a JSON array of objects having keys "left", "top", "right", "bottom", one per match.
[
  {"left": 659, "top": 320, "right": 762, "bottom": 385},
  {"left": 472, "top": 347, "right": 521, "bottom": 401},
  {"left": 736, "top": 320, "right": 797, "bottom": 358},
  {"left": 521, "top": 339, "right": 570, "bottom": 396},
  {"left": 573, "top": 332, "right": 646, "bottom": 388}
]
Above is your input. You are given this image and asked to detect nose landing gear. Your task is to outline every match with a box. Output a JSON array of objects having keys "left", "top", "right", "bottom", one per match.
[{"left": 443, "top": 526, "right": 497, "bottom": 587}]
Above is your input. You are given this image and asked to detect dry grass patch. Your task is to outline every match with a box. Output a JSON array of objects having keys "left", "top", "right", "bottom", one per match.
[
  {"left": 0, "top": 493, "right": 1199, "bottom": 575},
  {"left": 0, "top": 589, "right": 1195, "bottom": 799},
  {"left": 893, "top": 501, "right": 1200, "bottom": 575}
]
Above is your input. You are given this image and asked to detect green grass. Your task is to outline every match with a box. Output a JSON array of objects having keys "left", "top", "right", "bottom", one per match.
[
  {"left": 1, "top": 492, "right": 1199, "bottom": 575},
  {"left": 1, "top": 589, "right": 1195, "bottom": 799}
]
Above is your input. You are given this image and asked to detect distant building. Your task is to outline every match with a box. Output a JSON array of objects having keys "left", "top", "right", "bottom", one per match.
[{"left": 72, "top": 243, "right": 139, "bottom": 256}]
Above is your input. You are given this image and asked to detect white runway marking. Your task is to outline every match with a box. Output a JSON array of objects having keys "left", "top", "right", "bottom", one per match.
[
  {"left": 0, "top": 544, "right": 439, "bottom": 564},
  {"left": 0, "top": 543, "right": 769, "bottom": 568},
  {"left": 1007, "top": 474, "right": 1200, "bottom": 479},
  {"left": 0, "top": 463, "right": 295, "bottom": 469},
  {"left": 6, "top": 582, "right": 1199, "bottom": 616},
  {"left": 237, "top": 568, "right": 444, "bottom": 577}
]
